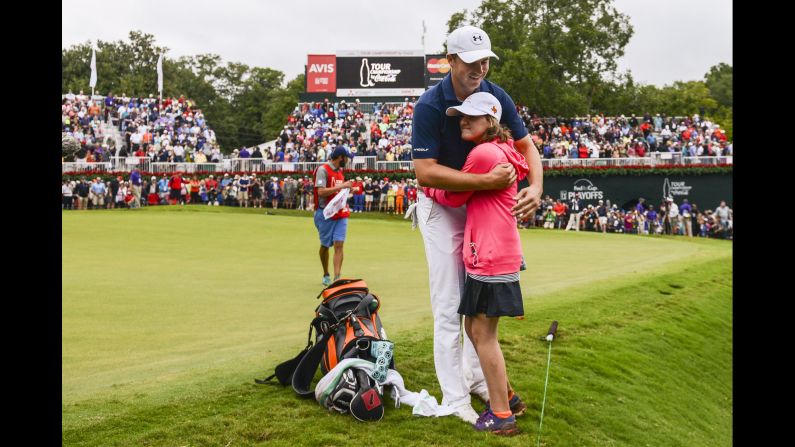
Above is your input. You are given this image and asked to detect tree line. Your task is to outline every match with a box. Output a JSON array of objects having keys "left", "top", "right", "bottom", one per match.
[{"left": 446, "top": 0, "right": 732, "bottom": 138}]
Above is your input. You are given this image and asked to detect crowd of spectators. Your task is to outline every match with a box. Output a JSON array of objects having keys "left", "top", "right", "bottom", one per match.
[
  {"left": 366, "top": 100, "right": 414, "bottom": 162},
  {"left": 111, "top": 94, "right": 222, "bottom": 163},
  {"left": 61, "top": 91, "right": 115, "bottom": 161},
  {"left": 61, "top": 172, "right": 421, "bottom": 213},
  {"left": 517, "top": 109, "right": 732, "bottom": 160},
  {"left": 522, "top": 193, "right": 733, "bottom": 240},
  {"left": 269, "top": 98, "right": 415, "bottom": 164},
  {"left": 65, "top": 90, "right": 732, "bottom": 168},
  {"left": 63, "top": 91, "right": 223, "bottom": 164},
  {"left": 270, "top": 98, "right": 369, "bottom": 164},
  {"left": 62, "top": 96, "right": 420, "bottom": 167}
]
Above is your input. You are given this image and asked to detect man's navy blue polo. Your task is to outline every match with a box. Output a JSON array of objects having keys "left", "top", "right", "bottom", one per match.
[{"left": 411, "top": 74, "right": 528, "bottom": 171}]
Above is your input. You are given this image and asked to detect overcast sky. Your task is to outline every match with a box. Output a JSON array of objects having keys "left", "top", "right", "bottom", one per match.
[{"left": 62, "top": 0, "right": 732, "bottom": 87}]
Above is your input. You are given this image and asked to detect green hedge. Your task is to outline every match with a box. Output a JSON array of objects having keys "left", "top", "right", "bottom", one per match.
[
  {"left": 542, "top": 164, "right": 733, "bottom": 177},
  {"left": 61, "top": 165, "right": 732, "bottom": 183}
]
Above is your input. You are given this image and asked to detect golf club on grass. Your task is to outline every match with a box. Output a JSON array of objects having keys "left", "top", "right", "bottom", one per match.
[{"left": 537, "top": 320, "right": 558, "bottom": 447}]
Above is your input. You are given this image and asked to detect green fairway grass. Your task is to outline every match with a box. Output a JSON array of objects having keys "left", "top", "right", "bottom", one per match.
[{"left": 62, "top": 206, "right": 732, "bottom": 446}]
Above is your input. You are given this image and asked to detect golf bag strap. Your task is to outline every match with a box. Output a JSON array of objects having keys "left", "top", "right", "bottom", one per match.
[
  {"left": 255, "top": 322, "right": 316, "bottom": 385},
  {"left": 255, "top": 374, "right": 277, "bottom": 384},
  {"left": 292, "top": 332, "right": 328, "bottom": 397}
]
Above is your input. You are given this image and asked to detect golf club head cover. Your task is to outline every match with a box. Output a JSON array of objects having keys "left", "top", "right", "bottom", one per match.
[
  {"left": 349, "top": 369, "right": 384, "bottom": 422},
  {"left": 329, "top": 368, "right": 359, "bottom": 414}
]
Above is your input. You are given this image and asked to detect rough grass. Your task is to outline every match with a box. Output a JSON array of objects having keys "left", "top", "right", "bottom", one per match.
[{"left": 62, "top": 206, "right": 732, "bottom": 446}]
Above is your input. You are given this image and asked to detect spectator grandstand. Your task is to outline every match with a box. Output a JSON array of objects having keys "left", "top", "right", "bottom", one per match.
[
  {"left": 62, "top": 92, "right": 222, "bottom": 167},
  {"left": 517, "top": 108, "right": 732, "bottom": 160},
  {"left": 63, "top": 94, "right": 732, "bottom": 176}
]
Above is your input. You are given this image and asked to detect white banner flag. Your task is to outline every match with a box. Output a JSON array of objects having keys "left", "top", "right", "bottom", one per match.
[
  {"left": 157, "top": 53, "right": 163, "bottom": 95},
  {"left": 89, "top": 46, "right": 97, "bottom": 88}
]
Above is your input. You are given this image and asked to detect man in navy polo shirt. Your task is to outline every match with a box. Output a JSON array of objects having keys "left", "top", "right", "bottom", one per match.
[{"left": 411, "top": 25, "right": 543, "bottom": 424}]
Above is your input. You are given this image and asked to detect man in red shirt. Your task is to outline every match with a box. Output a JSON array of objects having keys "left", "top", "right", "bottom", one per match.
[
  {"left": 407, "top": 180, "right": 418, "bottom": 207},
  {"left": 636, "top": 141, "right": 646, "bottom": 157},
  {"left": 168, "top": 172, "right": 183, "bottom": 205},
  {"left": 205, "top": 175, "right": 218, "bottom": 205},
  {"left": 578, "top": 143, "right": 589, "bottom": 159},
  {"left": 351, "top": 176, "right": 365, "bottom": 213},
  {"left": 553, "top": 199, "right": 567, "bottom": 229},
  {"left": 640, "top": 121, "right": 651, "bottom": 137}
]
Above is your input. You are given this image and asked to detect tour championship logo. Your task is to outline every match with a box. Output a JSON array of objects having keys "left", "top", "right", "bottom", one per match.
[
  {"left": 560, "top": 178, "right": 605, "bottom": 201},
  {"left": 359, "top": 58, "right": 402, "bottom": 88},
  {"left": 426, "top": 57, "right": 450, "bottom": 74},
  {"left": 663, "top": 178, "right": 692, "bottom": 198}
]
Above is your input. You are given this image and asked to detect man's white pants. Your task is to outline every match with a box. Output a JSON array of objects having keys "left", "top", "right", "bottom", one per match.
[
  {"left": 565, "top": 212, "right": 581, "bottom": 231},
  {"left": 416, "top": 191, "right": 486, "bottom": 408}
]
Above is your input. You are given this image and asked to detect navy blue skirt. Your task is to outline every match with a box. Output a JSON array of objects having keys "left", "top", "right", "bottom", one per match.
[{"left": 459, "top": 276, "right": 524, "bottom": 317}]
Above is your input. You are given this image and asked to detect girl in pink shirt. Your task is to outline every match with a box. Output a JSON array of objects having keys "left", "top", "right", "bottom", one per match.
[{"left": 423, "top": 92, "right": 529, "bottom": 435}]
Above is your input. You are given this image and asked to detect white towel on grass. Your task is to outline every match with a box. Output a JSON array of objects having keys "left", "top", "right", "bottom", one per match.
[{"left": 314, "top": 358, "right": 456, "bottom": 417}]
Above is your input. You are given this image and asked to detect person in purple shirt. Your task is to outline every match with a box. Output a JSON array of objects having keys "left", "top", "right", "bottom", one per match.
[
  {"left": 239, "top": 146, "right": 250, "bottom": 159},
  {"left": 635, "top": 197, "right": 646, "bottom": 214},
  {"left": 646, "top": 205, "right": 659, "bottom": 234},
  {"left": 679, "top": 199, "right": 693, "bottom": 237},
  {"left": 130, "top": 168, "right": 142, "bottom": 208}
]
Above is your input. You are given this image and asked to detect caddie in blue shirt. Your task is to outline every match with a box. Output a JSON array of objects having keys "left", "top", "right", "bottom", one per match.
[{"left": 411, "top": 25, "right": 543, "bottom": 425}]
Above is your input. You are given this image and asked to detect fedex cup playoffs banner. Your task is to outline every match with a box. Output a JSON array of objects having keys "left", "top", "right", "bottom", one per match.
[
  {"left": 306, "top": 55, "right": 336, "bottom": 93},
  {"left": 335, "top": 50, "right": 425, "bottom": 97},
  {"left": 544, "top": 174, "right": 732, "bottom": 210},
  {"left": 425, "top": 54, "right": 450, "bottom": 87}
]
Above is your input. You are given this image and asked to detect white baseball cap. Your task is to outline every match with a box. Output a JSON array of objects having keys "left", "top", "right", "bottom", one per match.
[
  {"left": 446, "top": 92, "right": 502, "bottom": 121},
  {"left": 446, "top": 25, "right": 499, "bottom": 63}
]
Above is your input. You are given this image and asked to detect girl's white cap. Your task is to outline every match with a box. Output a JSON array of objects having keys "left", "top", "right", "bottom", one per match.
[{"left": 446, "top": 92, "right": 502, "bottom": 121}]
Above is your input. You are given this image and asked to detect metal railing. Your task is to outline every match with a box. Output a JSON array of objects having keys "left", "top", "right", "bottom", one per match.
[
  {"left": 63, "top": 155, "right": 732, "bottom": 175},
  {"left": 376, "top": 161, "right": 414, "bottom": 171},
  {"left": 540, "top": 155, "right": 732, "bottom": 168},
  {"left": 63, "top": 156, "right": 380, "bottom": 174}
]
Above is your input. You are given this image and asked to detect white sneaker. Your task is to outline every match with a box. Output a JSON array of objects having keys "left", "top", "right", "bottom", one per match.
[{"left": 452, "top": 403, "right": 479, "bottom": 425}]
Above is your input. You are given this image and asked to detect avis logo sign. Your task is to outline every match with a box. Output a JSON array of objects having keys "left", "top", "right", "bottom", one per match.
[{"left": 309, "top": 64, "right": 334, "bottom": 73}]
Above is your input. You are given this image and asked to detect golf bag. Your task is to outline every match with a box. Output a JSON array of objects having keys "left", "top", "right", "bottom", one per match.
[{"left": 256, "top": 278, "right": 394, "bottom": 421}]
